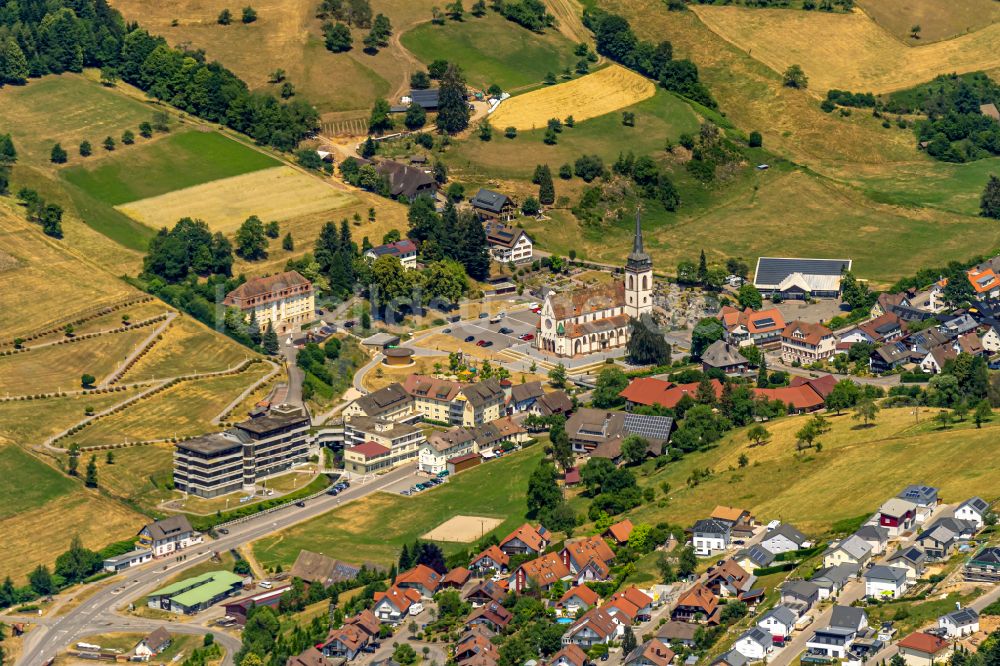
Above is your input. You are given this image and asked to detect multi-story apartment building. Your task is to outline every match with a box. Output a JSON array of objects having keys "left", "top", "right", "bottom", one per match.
[
  {"left": 419, "top": 428, "right": 478, "bottom": 474},
  {"left": 402, "top": 375, "right": 505, "bottom": 426},
  {"left": 222, "top": 270, "right": 314, "bottom": 335},
  {"left": 342, "top": 416, "right": 426, "bottom": 474},
  {"left": 173, "top": 404, "right": 312, "bottom": 498},
  {"left": 341, "top": 383, "right": 416, "bottom": 423},
  {"left": 780, "top": 320, "right": 836, "bottom": 364}
]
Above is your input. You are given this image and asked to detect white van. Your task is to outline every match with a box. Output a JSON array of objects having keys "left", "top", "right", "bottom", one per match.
[{"left": 259, "top": 580, "right": 273, "bottom": 590}]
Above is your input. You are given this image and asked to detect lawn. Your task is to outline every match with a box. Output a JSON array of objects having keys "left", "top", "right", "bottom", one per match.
[
  {"left": 72, "top": 364, "right": 271, "bottom": 446},
  {"left": 691, "top": 5, "right": 1000, "bottom": 94},
  {"left": 99, "top": 442, "right": 176, "bottom": 511},
  {"left": 121, "top": 317, "right": 256, "bottom": 383},
  {"left": 402, "top": 13, "right": 579, "bottom": 92},
  {"left": 62, "top": 632, "right": 203, "bottom": 663},
  {"left": 0, "top": 210, "right": 139, "bottom": 340},
  {"left": 252, "top": 445, "right": 545, "bottom": 569},
  {"left": 448, "top": 87, "right": 700, "bottom": 181},
  {"left": 61, "top": 130, "right": 280, "bottom": 206},
  {"left": 626, "top": 407, "right": 1000, "bottom": 534},
  {"left": 0, "top": 390, "right": 139, "bottom": 450},
  {"left": 0, "top": 444, "right": 77, "bottom": 519},
  {"left": 857, "top": 0, "right": 1000, "bottom": 44}
]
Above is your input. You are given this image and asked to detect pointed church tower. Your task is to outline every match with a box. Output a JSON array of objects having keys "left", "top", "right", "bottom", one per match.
[{"left": 624, "top": 209, "right": 653, "bottom": 319}]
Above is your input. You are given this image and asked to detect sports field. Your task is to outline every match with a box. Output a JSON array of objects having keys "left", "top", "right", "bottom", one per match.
[
  {"left": 857, "top": 0, "right": 1000, "bottom": 44},
  {"left": 628, "top": 407, "right": 1000, "bottom": 533},
  {"left": 490, "top": 65, "right": 655, "bottom": 130},
  {"left": 692, "top": 5, "right": 1000, "bottom": 93},
  {"left": 422, "top": 515, "right": 505, "bottom": 543},
  {"left": 0, "top": 211, "right": 139, "bottom": 339},
  {"left": 117, "top": 166, "right": 359, "bottom": 234},
  {"left": 0, "top": 328, "right": 152, "bottom": 395},
  {"left": 402, "top": 13, "right": 578, "bottom": 91},
  {"left": 71, "top": 364, "right": 271, "bottom": 446},
  {"left": 253, "top": 445, "right": 544, "bottom": 569},
  {"left": 121, "top": 317, "right": 254, "bottom": 383},
  {"left": 62, "top": 130, "right": 280, "bottom": 207}
]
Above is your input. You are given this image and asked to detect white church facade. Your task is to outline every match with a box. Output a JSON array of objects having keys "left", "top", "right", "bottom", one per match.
[{"left": 536, "top": 214, "right": 653, "bottom": 357}]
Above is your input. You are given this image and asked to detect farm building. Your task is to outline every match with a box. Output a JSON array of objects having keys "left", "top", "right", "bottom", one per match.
[
  {"left": 223, "top": 585, "right": 291, "bottom": 624},
  {"left": 375, "top": 160, "right": 438, "bottom": 201},
  {"left": 471, "top": 189, "right": 518, "bottom": 222},
  {"left": 753, "top": 257, "right": 852, "bottom": 300}
]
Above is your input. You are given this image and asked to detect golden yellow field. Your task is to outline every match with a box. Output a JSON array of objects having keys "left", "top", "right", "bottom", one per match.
[
  {"left": 858, "top": 0, "right": 1000, "bottom": 44},
  {"left": 489, "top": 64, "right": 655, "bottom": 130},
  {"left": 692, "top": 5, "right": 1000, "bottom": 93},
  {"left": 0, "top": 208, "right": 137, "bottom": 339},
  {"left": 121, "top": 316, "right": 255, "bottom": 382},
  {"left": 116, "top": 166, "right": 359, "bottom": 234}
]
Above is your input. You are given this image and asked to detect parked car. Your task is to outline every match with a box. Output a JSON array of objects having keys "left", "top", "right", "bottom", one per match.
[
  {"left": 499, "top": 327, "right": 513, "bottom": 334},
  {"left": 519, "top": 333, "right": 535, "bottom": 341},
  {"left": 343, "top": 320, "right": 356, "bottom": 328},
  {"left": 465, "top": 335, "right": 476, "bottom": 342},
  {"left": 476, "top": 340, "right": 488, "bottom": 347},
  {"left": 327, "top": 488, "right": 339, "bottom": 496},
  {"left": 443, "top": 328, "right": 451, "bottom": 334},
  {"left": 478, "top": 312, "right": 489, "bottom": 319},
  {"left": 295, "top": 501, "right": 306, "bottom": 507},
  {"left": 482, "top": 340, "right": 494, "bottom": 347},
  {"left": 217, "top": 528, "right": 229, "bottom": 535}
]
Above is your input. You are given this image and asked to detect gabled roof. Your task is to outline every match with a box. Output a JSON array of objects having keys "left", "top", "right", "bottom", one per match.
[
  {"left": 348, "top": 441, "right": 391, "bottom": 459},
  {"left": 760, "top": 605, "right": 797, "bottom": 628},
  {"left": 712, "top": 649, "right": 749, "bottom": 666},
  {"left": 443, "top": 567, "right": 471, "bottom": 587},
  {"left": 463, "top": 580, "right": 507, "bottom": 604},
  {"left": 811, "top": 563, "right": 859, "bottom": 588},
  {"left": 788, "top": 374, "right": 838, "bottom": 399},
  {"left": 510, "top": 381, "right": 544, "bottom": 404},
  {"left": 141, "top": 515, "right": 194, "bottom": 541},
  {"left": 718, "top": 306, "right": 786, "bottom": 335},
  {"left": 624, "top": 639, "right": 675, "bottom": 666},
  {"left": 375, "top": 160, "right": 436, "bottom": 199},
  {"left": 738, "top": 626, "right": 772, "bottom": 647},
  {"left": 854, "top": 525, "right": 889, "bottom": 543},
  {"left": 619, "top": 377, "right": 724, "bottom": 409},
  {"left": 712, "top": 506, "right": 750, "bottom": 523},
  {"left": 605, "top": 519, "right": 634, "bottom": 544},
  {"left": 707, "top": 559, "right": 755, "bottom": 592},
  {"left": 500, "top": 523, "right": 549, "bottom": 552},
  {"left": 471, "top": 188, "right": 513, "bottom": 214},
  {"left": 516, "top": 552, "right": 569, "bottom": 587},
  {"left": 471, "top": 545, "right": 510, "bottom": 569},
  {"left": 740, "top": 544, "right": 776, "bottom": 568},
  {"left": 830, "top": 605, "right": 867, "bottom": 631},
  {"left": 349, "top": 382, "right": 412, "bottom": 417},
  {"left": 692, "top": 518, "right": 731, "bottom": 536},
  {"left": 535, "top": 390, "right": 572, "bottom": 416},
  {"left": 827, "top": 535, "right": 872, "bottom": 561},
  {"left": 548, "top": 282, "right": 625, "bottom": 320},
  {"left": 781, "top": 320, "right": 834, "bottom": 346},
  {"left": 897, "top": 632, "right": 950, "bottom": 655},
  {"left": 864, "top": 565, "right": 908, "bottom": 584},
  {"left": 396, "top": 564, "right": 442, "bottom": 593},
  {"left": 752, "top": 384, "right": 825, "bottom": 411},
  {"left": 550, "top": 644, "right": 589, "bottom": 666},
  {"left": 941, "top": 607, "right": 979, "bottom": 626},
  {"left": 562, "top": 536, "right": 616, "bottom": 568},
  {"left": 879, "top": 497, "right": 917, "bottom": 517},
  {"left": 466, "top": 600, "right": 512, "bottom": 628},
  {"left": 676, "top": 582, "right": 717, "bottom": 614},
  {"left": 223, "top": 270, "right": 312, "bottom": 305},
  {"left": 754, "top": 257, "right": 852, "bottom": 289},
  {"left": 567, "top": 607, "right": 618, "bottom": 640},
  {"left": 702, "top": 340, "right": 750, "bottom": 369},
  {"left": 887, "top": 546, "right": 926, "bottom": 567},
  {"left": 960, "top": 497, "right": 990, "bottom": 514},
  {"left": 764, "top": 523, "right": 808, "bottom": 547},
  {"left": 373, "top": 585, "right": 422, "bottom": 613},
  {"left": 781, "top": 580, "right": 819, "bottom": 600},
  {"left": 898, "top": 485, "right": 938, "bottom": 506},
  {"left": 559, "top": 584, "right": 600, "bottom": 608},
  {"left": 368, "top": 239, "right": 417, "bottom": 258}
]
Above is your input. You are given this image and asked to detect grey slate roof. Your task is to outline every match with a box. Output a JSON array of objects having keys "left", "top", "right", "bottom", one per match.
[
  {"left": 741, "top": 544, "right": 776, "bottom": 568},
  {"left": 471, "top": 188, "right": 512, "bottom": 214},
  {"left": 754, "top": 257, "right": 852, "bottom": 288},
  {"left": 830, "top": 605, "right": 867, "bottom": 631},
  {"left": 760, "top": 605, "right": 797, "bottom": 628},
  {"left": 712, "top": 650, "right": 749, "bottom": 666},
  {"left": 351, "top": 382, "right": 411, "bottom": 416},
  {"left": 702, "top": 340, "right": 749, "bottom": 369},
  {"left": 409, "top": 88, "right": 439, "bottom": 109},
  {"left": 961, "top": 497, "right": 990, "bottom": 514},
  {"left": 888, "top": 545, "right": 926, "bottom": 567},
  {"left": 693, "top": 519, "right": 731, "bottom": 536},
  {"left": 854, "top": 525, "right": 889, "bottom": 543},
  {"left": 142, "top": 515, "right": 194, "bottom": 541},
  {"left": 781, "top": 580, "right": 819, "bottom": 600},
  {"left": 812, "top": 563, "right": 860, "bottom": 587},
  {"left": 738, "top": 626, "right": 772, "bottom": 647},
  {"left": 941, "top": 608, "right": 979, "bottom": 626},
  {"left": 864, "top": 565, "right": 908, "bottom": 584},
  {"left": 765, "top": 523, "right": 808, "bottom": 547},
  {"left": 898, "top": 485, "right": 938, "bottom": 506}
]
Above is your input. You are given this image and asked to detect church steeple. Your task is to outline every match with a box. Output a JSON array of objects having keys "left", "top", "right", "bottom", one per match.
[{"left": 626, "top": 209, "right": 652, "bottom": 272}]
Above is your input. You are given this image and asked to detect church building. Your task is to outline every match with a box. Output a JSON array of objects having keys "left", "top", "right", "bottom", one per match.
[{"left": 536, "top": 214, "right": 653, "bottom": 357}]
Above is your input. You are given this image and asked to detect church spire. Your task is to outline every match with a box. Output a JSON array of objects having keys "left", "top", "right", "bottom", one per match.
[{"left": 626, "top": 207, "right": 651, "bottom": 271}]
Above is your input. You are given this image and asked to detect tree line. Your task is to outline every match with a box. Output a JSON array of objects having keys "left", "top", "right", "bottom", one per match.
[{"left": 0, "top": 0, "right": 318, "bottom": 150}]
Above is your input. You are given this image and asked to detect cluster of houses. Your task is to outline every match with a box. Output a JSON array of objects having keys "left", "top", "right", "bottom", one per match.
[{"left": 337, "top": 374, "right": 571, "bottom": 475}]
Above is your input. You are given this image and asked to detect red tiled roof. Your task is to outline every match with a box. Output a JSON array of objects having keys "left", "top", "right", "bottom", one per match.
[
  {"left": 223, "top": 270, "right": 312, "bottom": 306},
  {"left": 471, "top": 545, "right": 510, "bottom": 568},
  {"left": 898, "top": 632, "right": 950, "bottom": 655},
  {"left": 348, "top": 441, "right": 391, "bottom": 459},
  {"left": 559, "top": 584, "right": 600, "bottom": 608},
  {"left": 549, "top": 282, "right": 625, "bottom": 320},
  {"left": 517, "top": 552, "right": 570, "bottom": 586},
  {"left": 676, "top": 582, "right": 718, "bottom": 615},
  {"left": 563, "top": 536, "right": 615, "bottom": 569},
  {"left": 550, "top": 644, "right": 589, "bottom": 666},
  {"left": 605, "top": 519, "right": 634, "bottom": 544},
  {"left": 753, "top": 384, "right": 825, "bottom": 410},
  {"left": 781, "top": 320, "right": 834, "bottom": 346},
  {"left": 403, "top": 374, "right": 466, "bottom": 402},
  {"left": 443, "top": 567, "right": 471, "bottom": 586},
  {"left": 788, "top": 374, "right": 838, "bottom": 399},
  {"left": 619, "top": 378, "right": 724, "bottom": 409},
  {"left": 719, "top": 306, "right": 786, "bottom": 335},
  {"left": 564, "top": 467, "right": 581, "bottom": 485},
  {"left": 373, "top": 585, "right": 421, "bottom": 613},
  {"left": 501, "top": 523, "right": 549, "bottom": 553},
  {"left": 396, "top": 564, "right": 442, "bottom": 593}
]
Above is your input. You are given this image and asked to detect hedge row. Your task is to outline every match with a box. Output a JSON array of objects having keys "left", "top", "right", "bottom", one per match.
[{"left": 3, "top": 295, "right": 154, "bottom": 348}]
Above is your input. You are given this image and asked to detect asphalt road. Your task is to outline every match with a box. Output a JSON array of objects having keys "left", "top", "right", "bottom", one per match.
[{"left": 14, "top": 464, "right": 417, "bottom": 666}]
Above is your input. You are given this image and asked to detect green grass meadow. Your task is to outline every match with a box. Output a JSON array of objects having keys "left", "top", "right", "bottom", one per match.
[
  {"left": 401, "top": 13, "right": 578, "bottom": 91},
  {"left": 253, "top": 444, "right": 545, "bottom": 569},
  {"left": 62, "top": 130, "right": 280, "bottom": 206},
  {"left": 0, "top": 445, "right": 76, "bottom": 519}
]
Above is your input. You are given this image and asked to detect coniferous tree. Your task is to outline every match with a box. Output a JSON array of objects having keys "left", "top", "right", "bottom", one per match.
[
  {"left": 50, "top": 143, "right": 68, "bottom": 164},
  {"left": 85, "top": 455, "right": 98, "bottom": 488},
  {"left": 981, "top": 174, "right": 1000, "bottom": 219},
  {"left": 262, "top": 323, "right": 279, "bottom": 354},
  {"left": 436, "top": 64, "right": 470, "bottom": 134},
  {"left": 537, "top": 164, "right": 555, "bottom": 205},
  {"left": 0, "top": 37, "right": 29, "bottom": 84}
]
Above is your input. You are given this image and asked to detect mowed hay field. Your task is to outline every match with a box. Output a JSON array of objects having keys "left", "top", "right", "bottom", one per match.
[
  {"left": 99, "top": 442, "right": 176, "bottom": 510},
  {"left": 0, "top": 443, "right": 143, "bottom": 581},
  {"left": 627, "top": 407, "right": 1000, "bottom": 534},
  {"left": 402, "top": 12, "right": 578, "bottom": 91},
  {"left": 858, "top": 0, "right": 1000, "bottom": 44},
  {"left": 691, "top": 5, "right": 1000, "bottom": 93},
  {"left": 490, "top": 65, "right": 655, "bottom": 130},
  {"left": 0, "top": 327, "right": 152, "bottom": 395},
  {"left": 0, "top": 390, "right": 140, "bottom": 448},
  {"left": 253, "top": 445, "right": 544, "bottom": 569},
  {"left": 121, "top": 317, "right": 255, "bottom": 382},
  {"left": 0, "top": 211, "right": 138, "bottom": 340},
  {"left": 71, "top": 364, "right": 271, "bottom": 446},
  {"left": 117, "top": 166, "right": 359, "bottom": 234}
]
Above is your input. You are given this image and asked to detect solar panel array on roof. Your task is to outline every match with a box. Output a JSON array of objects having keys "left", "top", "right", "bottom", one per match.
[
  {"left": 622, "top": 413, "right": 674, "bottom": 441},
  {"left": 754, "top": 317, "right": 775, "bottom": 328},
  {"left": 409, "top": 89, "right": 440, "bottom": 109},
  {"left": 754, "top": 257, "right": 852, "bottom": 287}
]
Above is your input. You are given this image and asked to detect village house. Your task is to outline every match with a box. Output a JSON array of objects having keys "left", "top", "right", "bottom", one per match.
[
  {"left": 863, "top": 565, "right": 909, "bottom": 599},
  {"left": 500, "top": 523, "right": 550, "bottom": 556},
  {"left": 735, "top": 545, "right": 776, "bottom": 573},
  {"left": 896, "top": 632, "right": 952, "bottom": 666},
  {"left": 757, "top": 605, "right": 798, "bottom": 641},
  {"left": 509, "top": 381, "right": 545, "bottom": 413},
  {"left": 471, "top": 188, "right": 518, "bottom": 222},
  {"left": 134, "top": 628, "right": 172, "bottom": 660},
  {"left": 558, "top": 584, "right": 601, "bottom": 616},
  {"left": 372, "top": 585, "right": 422, "bottom": 624},
  {"left": 886, "top": 546, "right": 927, "bottom": 581},
  {"left": 528, "top": 389, "right": 573, "bottom": 418},
  {"left": 877, "top": 497, "right": 917, "bottom": 536},
  {"left": 364, "top": 239, "right": 418, "bottom": 269},
  {"left": 454, "top": 631, "right": 500, "bottom": 665},
  {"left": 711, "top": 506, "right": 756, "bottom": 537},
  {"left": 470, "top": 416, "right": 529, "bottom": 454},
  {"left": 965, "top": 547, "right": 1000, "bottom": 582},
  {"left": 374, "top": 160, "right": 438, "bottom": 201},
  {"left": 419, "top": 428, "right": 477, "bottom": 474},
  {"left": 706, "top": 560, "right": 757, "bottom": 598},
  {"left": 956, "top": 496, "right": 991, "bottom": 529},
  {"left": 464, "top": 579, "right": 507, "bottom": 607},
  {"left": 753, "top": 257, "right": 852, "bottom": 300},
  {"left": 403, "top": 375, "right": 506, "bottom": 427},
  {"left": 712, "top": 650, "right": 750, "bottom": 666},
  {"left": 780, "top": 580, "right": 820, "bottom": 615},
  {"left": 604, "top": 519, "right": 634, "bottom": 545},
  {"left": 690, "top": 518, "right": 731, "bottom": 556},
  {"left": 623, "top": 639, "right": 675, "bottom": 666},
  {"left": 604, "top": 587, "right": 654, "bottom": 624},
  {"left": 342, "top": 383, "right": 416, "bottom": 422},
  {"left": 897, "top": 485, "right": 939, "bottom": 523},
  {"left": 657, "top": 621, "right": 699, "bottom": 648},
  {"left": 982, "top": 323, "right": 1000, "bottom": 353},
  {"left": 938, "top": 608, "right": 979, "bottom": 637},
  {"left": 780, "top": 320, "right": 837, "bottom": 364},
  {"left": 916, "top": 517, "right": 974, "bottom": 560},
  {"left": 810, "top": 563, "right": 859, "bottom": 600},
  {"left": 823, "top": 534, "right": 873, "bottom": 569},
  {"left": 701, "top": 340, "right": 752, "bottom": 376},
  {"left": 469, "top": 546, "right": 510, "bottom": 575},
  {"left": 733, "top": 627, "right": 773, "bottom": 661},
  {"left": 395, "top": 564, "right": 442, "bottom": 597},
  {"left": 619, "top": 377, "right": 724, "bottom": 411},
  {"left": 717, "top": 306, "right": 787, "bottom": 348},
  {"left": 136, "top": 516, "right": 202, "bottom": 558},
  {"left": 537, "top": 214, "right": 652, "bottom": 356},
  {"left": 839, "top": 312, "right": 906, "bottom": 347},
  {"left": 466, "top": 600, "right": 513, "bottom": 632},
  {"left": 508, "top": 552, "right": 569, "bottom": 592},
  {"left": 759, "top": 523, "right": 810, "bottom": 554},
  {"left": 753, "top": 379, "right": 829, "bottom": 415},
  {"left": 564, "top": 407, "right": 673, "bottom": 457},
  {"left": 562, "top": 607, "right": 622, "bottom": 648},
  {"left": 222, "top": 270, "right": 315, "bottom": 335},
  {"left": 290, "top": 551, "right": 383, "bottom": 588},
  {"left": 805, "top": 606, "right": 868, "bottom": 659},
  {"left": 672, "top": 583, "right": 718, "bottom": 623},
  {"left": 550, "top": 644, "right": 589, "bottom": 666},
  {"left": 483, "top": 220, "right": 533, "bottom": 264},
  {"left": 288, "top": 647, "right": 336, "bottom": 666},
  {"left": 560, "top": 536, "right": 616, "bottom": 582}
]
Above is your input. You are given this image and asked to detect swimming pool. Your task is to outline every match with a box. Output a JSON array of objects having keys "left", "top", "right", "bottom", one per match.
[{"left": 556, "top": 617, "right": 573, "bottom": 624}]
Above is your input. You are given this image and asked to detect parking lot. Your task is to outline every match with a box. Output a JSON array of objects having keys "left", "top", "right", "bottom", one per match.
[{"left": 444, "top": 308, "right": 539, "bottom": 353}]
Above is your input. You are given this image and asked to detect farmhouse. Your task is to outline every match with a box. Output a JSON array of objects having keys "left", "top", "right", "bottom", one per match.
[
  {"left": 147, "top": 570, "right": 244, "bottom": 614},
  {"left": 290, "top": 550, "right": 382, "bottom": 587},
  {"left": 136, "top": 516, "right": 201, "bottom": 558},
  {"left": 483, "top": 221, "right": 533, "bottom": 264},
  {"left": 619, "top": 377, "right": 723, "bottom": 410},
  {"left": 375, "top": 160, "right": 438, "bottom": 201},
  {"left": 718, "top": 306, "right": 786, "bottom": 348},
  {"left": 780, "top": 320, "right": 836, "bottom": 364},
  {"left": 753, "top": 257, "right": 852, "bottom": 300},
  {"left": 672, "top": 582, "right": 718, "bottom": 623},
  {"left": 701, "top": 340, "right": 752, "bottom": 376},
  {"left": 406, "top": 88, "right": 439, "bottom": 110},
  {"left": 536, "top": 214, "right": 652, "bottom": 356},
  {"left": 471, "top": 189, "right": 518, "bottom": 222},
  {"left": 222, "top": 270, "right": 314, "bottom": 335},
  {"left": 365, "top": 239, "right": 418, "bottom": 269},
  {"left": 564, "top": 407, "right": 673, "bottom": 457}
]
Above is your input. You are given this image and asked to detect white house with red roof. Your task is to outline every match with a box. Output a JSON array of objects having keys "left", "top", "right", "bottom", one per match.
[{"left": 372, "top": 585, "right": 422, "bottom": 624}]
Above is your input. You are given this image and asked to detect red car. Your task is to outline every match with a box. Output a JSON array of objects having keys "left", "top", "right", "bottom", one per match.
[
  {"left": 476, "top": 340, "right": 488, "bottom": 347},
  {"left": 531, "top": 307, "right": 541, "bottom": 314},
  {"left": 519, "top": 333, "right": 535, "bottom": 341}
]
